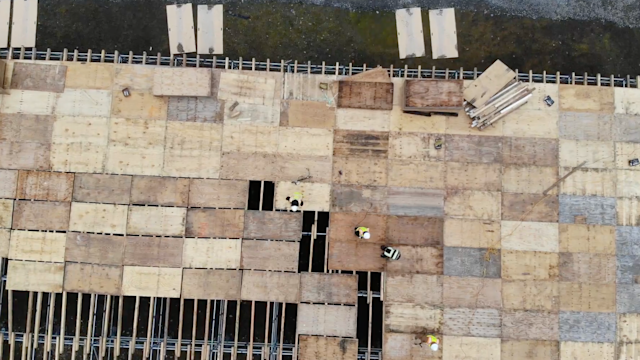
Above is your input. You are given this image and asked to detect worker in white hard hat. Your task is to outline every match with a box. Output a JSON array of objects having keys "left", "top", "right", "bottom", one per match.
[
  {"left": 380, "top": 245, "right": 401, "bottom": 260},
  {"left": 354, "top": 226, "right": 371, "bottom": 239},
  {"left": 286, "top": 192, "right": 304, "bottom": 212},
  {"left": 426, "top": 335, "right": 439, "bottom": 351}
]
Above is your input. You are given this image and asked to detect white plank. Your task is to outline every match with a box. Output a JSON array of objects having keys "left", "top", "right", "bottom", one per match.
[
  {"left": 197, "top": 4, "right": 223, "bottom": 55},
  {"left": 10, "top": 0, "right": 37, "bottom": 48},
  {"left": 429, "top": 8, "right": 458, "bottom": 59},
  {"left": 166, "top": 3, "right": 197, "bottom": 55},
  {"left": 395, "top": 8, "right": 426, "bottom": 59},
  {"left": 0, "top": 0, "right": 10, "bottom": 48}
]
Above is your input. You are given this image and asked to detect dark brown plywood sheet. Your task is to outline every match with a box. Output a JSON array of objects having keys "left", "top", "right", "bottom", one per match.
[
  {"left": 10, "top": 63, "right": 67, "bottom": 93},
  {"left": 188, "top": 179, "right": 248, "bottom": 208},
  {"left": 12, "top": 200, "right": 70, "bottom": 231},
  {"left": 333, "top": 130, "right": 389, "bottom": 158},
  {"left": 300, "top": 273, "right": 358, "bottom": 305},
  {"left": 328, "top": 212, "right": 387, "bottom": 244},
  {"left": 331, "top": 185, "right": 388, "bottom": 214},
  {"left": 65, "top": 233, "right": 126, "bottom": 266},
  {"left": 167, "top": 96, "right": 224, "bottom": 123},
  {"left": 240, "top": 240, "right": 299, "bottom": 272},
  {"left": 387, "top": 187, "right": 445, "bottom": 217},
  {"left": 240, "top": 270, "right": 300, "bottom": 303},
  {"left": 337, "top": 81, "right": 393, "bottom": 110},
  {"left": 502, "top": 137, "right": 559, "bottom": 167},
  {"left": 444, "top": 135, "right": 503, "bottom": 163},
  {"left": 386, "top": 245, "right": 443, "bottom": 275},
  {"left": 328, "top": 238, "right": 386, "bottom": 272},
  {"left": 243, "top": 210, "right": 302, "bottom": 241},
  {"left": 386, "top": 216, "right": 443, "bottom": 246},
  {"left": 63, "top": 263, "right": 122, "bottom": 295},
  {"left": 0, "top": 170, "right": 18, "bottom": 198},
  {"left": 123, "top": 237, "right": 184, "bottom": 268},
  {"left": 298, "top": 336, "right": 358, "bottom": 360},
  {"left": 182, "top": 269, "right": 242, "bottom": 300},
  {"left": 502, "top": 310, "right": 559, "bottom": 341},
  {"left": 404, "top": 79, "right": 463, "bottom": 108},
  {"left": 185, "top": 209, "right": 245, "bottom": 238},
  {"left": 72, "top": 173, "right": 132, "bottom": 204},
  {"left": 0, "top": 114, "right": 54, "bottom": 170},
  {"left": 502, "top": 193, "right": 559, "bottom": 223},
  {"left": 16, "top": 171, "right": 74, "bottom": 202},
  {"left": 130, "top": 176, "right": 189, "bottom": 206}
]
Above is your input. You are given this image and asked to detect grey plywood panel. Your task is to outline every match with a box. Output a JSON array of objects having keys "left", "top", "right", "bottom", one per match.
[
  {"left": 11, "top": 63, "right": 67, "bottom": 93},
  {"left": 443, "top": 308, "right": 502, "bottom": 338},
  {"left": 243, "top": 210, "right": 303, "bottom": 241},
  {"left": 617, "top": 255, "right": 640, "bottom": 284},
  {"left": 443, "top": 247, "right": 501, "bottom": 278},
  {"left": 618, "top": 284, "right": 640, "bottom": 313},
  {"left": 558, "top": 112, "right": 613, "bottom": 141},
  {"left": 444, "top": 135, "right": 502, "bottom": 163},
  {"left": 331, "top": 185, "right": 388, "bottom": 214},
  {"left": 613, "top": 114, "right": 640, "bottom": 142},
  {"left": 12, "top": 200, "right": 70, "bottom": 231},
  {"left": 387, "top": 187, "right": 444, "bottom": 216},
  {"left": 502, "top": 137, "right": 559, "bottom": 167},
  {"left": 559, "top": 311, "right": 616, "bottom": 342},
  {"left": 73, "top": 174, "right": 132, "bottom": 204},
  {"left": 167, "top": 96, "right": 224, "bottom": 123},
  {"left": 617, "top": 226, "right": 640, "bottom": 255},
  {"left": 558, "top": 195, "right": 617, "bottom": 226}
]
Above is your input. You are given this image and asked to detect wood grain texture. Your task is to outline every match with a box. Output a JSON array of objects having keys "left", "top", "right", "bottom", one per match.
[
  {"left": 559, "top": 282, "right": 616, "bottom": 312},
  {"left": 240, "top": 270, "right": 300, "bottom": 303},
  {"left": 443, "top": 218, "right": 500, "bottom": 248},
  {"left": 167, "top": 96, "right": 224, "bottom": 123},
  {"left": 0, "top": 199, "right": 11, "bottom": 228},
  {"left": 502, "top": 250, "right": 559, "bottom": 281},
  {"left": 559, "top": 252, "right": 616, "bottom": 283},
  {"left": 182, "top": 238, "right": 241, "bottom": 269},
  {"left": 123, "top": 236, "right": 183, "bottom": 268},
  {"left": 10, "top": 63, "right": 67, "bottom": 93},
  {"left": 72, "top": 174, "right": 132, "bottom": 204},
  {"left": 613, "top": 114, "right": 640, "bottom": 142},
  {"left": 501, "top": 193, "right": 559, "bottom": 223},
  {"left": 240, "top": 240, "right": 299, "bottom": 272},
  {"left": 502, "top": 280, "right": 559, "bottom": 311},
  {"left": 385, "top": 303, "right": 442, "bottom": 334},
  {"left": 333, "top": 156, "right": 388, "bottom": 186},
  {"left": 618, "top": 169, "right": 640, "bottom": 197},
  {"left": 182, "top": 269, "right": 242, "bottom": 300},
  {"left": 559, "top": 85, "right": 615, "bottom": 113},
  {"left": 106, "top": 117, "right": 166, "bottom": 175},
  {"left": 333, "top": 129, "right": 389, "bottom": 158},
  {"left": 387, "top": 246, "right": 443, "bottom": 275},
  {"left": 55, "top": 89, "right": 112, "bottom": 117},
  {"left": 65, "top": 233, "right": 125, "bottom": 265},
  {"left": 404, "top": 79, "right": 463, "bottom": 109},
  {"left": 386, "top": 216, "right": 443, "bottom": 246},
  {"left": 68, "top": 202, "right": 128, "bottom": 234},
  {"left": 188, "top": 179, "right": 248, "bottom": 209},
  {"left": 337, "top": 81, "right": 393, "bottom": 110},
  {"left": 15, "top": 170, "right": 73, "bottom": 202},
  {"left": 185, "top": 209, "right": 244, "bottom": 238},
  {"left": 445, "top": 190, "right": 501, "bottom": 220},
  {"left": 331, "top": 185, "right": 388, "bottom": 214},
  {"left": 388, "top": 187, "right": 445, "bottom": 217},
  {"left": 502, "top": 310, "right": 559, "bottom": 341},
  {"left": 243, "top": 210, "right": 302, "bottom": 240},
  {"left": 560, "top": 168, "right": 616, "bottom": 197},
  {"left": 297, "top": 304, "right": 357, "bottom": 337},
  {"left": 443, "top": 308, "right": 501, "bottom": 338},
  {"left": 65, "top": 63, "right": 114, "bottom": 90},
  {"left": 127, "top": 206, "right": 186, "bottom": 236},
  {"left": 300, "top": 273, "right": 358, "bottom": 305},
  {"left": 0, "top": 169, "right": 18, "bottom": 198},
  {"left": 617, "top": 197, "right": 640, "bottom": 226},
  {"left": 442, "top": 276, "right": 502, "bottom": 309},
  {"left": 501, "top": 340, "right": 559, "bottom": 360},
  {"left": 152, "top": 68, "right": 212, "bottom": 96},
  {"left": 6, "top": 260, "right": 64, "bottom": 292},
  {"left": 502, "top": 137, "right": 559, "bottom": 166},
  {"left": 162, "top": 121, "right": 222, "bottom": 178},
  {"left": 50, "top": 115, "right": 109, "bottom": 173},
  {"left": 389, "top": 131, "right": 444, "bottom": 161},
  {"left": 443, "top": 247, "right": 500, "bottom": 278},
  {"left": 8, "top": 230, "right": 65, "bottom": 262},
  {"left": 121, "top": 266, "right": 182, "bottom": 297},
  {"left": 63, "top": 263, "right": 122, "bottom": 295},
  {"left": 278, "top": 127, "right": 333, "bottom": 157},
  {"left": 12, "top": 200, "right": 70, "bottom": 231},
  {"left": 502, "top": 165, "right": 558, "bottom": 194},
  {"left": 0, "top": 229, "right": 9, "bottom": 258},
  {"left": 298, "top": 336, "right": 358, "bottom": 360},
  {"left": 444, "top": 135, "right": 503, "bottom": 163},
  {"left": 385, "top": 274, "right": 442, "bottom": 305},
  {"left": 130, "top": 176, "right": 189, "bottom": 206}
]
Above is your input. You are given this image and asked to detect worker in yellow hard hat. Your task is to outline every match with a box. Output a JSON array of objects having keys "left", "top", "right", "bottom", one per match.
[
  {"left": 286, "top": 192, "right": 304, "bottom": 212},
  {"left": 354, "top": 226, "right": 371, "bottom": 239}
]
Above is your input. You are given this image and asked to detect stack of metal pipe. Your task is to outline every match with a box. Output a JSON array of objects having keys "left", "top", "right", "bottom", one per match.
[{"left": 465, "top": 80, "right": 535, "bottom": 130}]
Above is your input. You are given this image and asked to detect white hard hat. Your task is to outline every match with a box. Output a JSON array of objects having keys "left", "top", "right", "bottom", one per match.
[
  {"left": 291, "top": 205, "right": 299, "bottom": 212},
  {"left": 363, "top": 232, "right": 371, "bottom": 239},
  {"left": 430, "top": 343, "right": 438, "bottom": 351}
]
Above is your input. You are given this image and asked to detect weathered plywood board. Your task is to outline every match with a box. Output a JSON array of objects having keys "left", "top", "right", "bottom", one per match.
[
  {"left": 331, "top": 185, "right": 388, "bottom": 214},
  {"left": 127, "top": 206, "right": 186, "bottom": 236},
  {"left": 385, "top": 303, "right": 442, "bottom": 334},
  {"left": 559, "top": 252, "right": 615, "bottom": 283},
  {"left": 619, "top": 284, "right": 640, "bottom": 313},
  {"left": 153, "top": 67, "right": 211, "bottom": 96},
  {"left": 240, "top": 270, "right": 300, "bottom": 303},
  {"left": 10, "top": 0, "right": 37, "bottom": 47},
  {"left": 519, "top": 83, "right": 559, "bottom": 111},
  {"left": 617, "top": 226, "right": 640, "bottom": 255},
  {"left": 502, "top": 250, "right": 559, "bottom": 281},
  {"left": 121, "top": 266, "right": 182, "bottom": 298},
  {"left": 65, "top": 233, "right": 125, "bottom": 265},
  {"left": 197, "top": 4, "right": 224, "bottom": 55},
  {"left": 333, "top": 156, "right": 388, "bottom": 186},
  {"left": 240, "top": 240, "right": 299, "bottom": 272},
  {"left": 502, "top": 280, "right": 559, "bottom": 311},
  {"left": 442, "top": 276, "right": 502, "bottom": 309},
  {"left": 335, "top": 108, "right": 391, "bottom": 131},
  {"left": 123, "top": 236, "right": 183, "bottom": 268},
  {"left": 559, "top": 139, "right": 615, "bottom": 169},
  {"left": 64, "top": 263, "right": 122, "bottom": 295},
  {"left": 189, "top": 179, "right": 248, "bottom": 209},
  {"left": 395, "top": 8, "right": 426, "bottom": 59},
  {"left": 561, "top": 224, "right": 616, "bottom": 254},
  {"left": 0, "top": 114, "right": 54, "bottom": 169},
  {"left": 429, "top": 8, "right": 458, "bottom": 59},
  {"left": 558, "top": 112, "right": 613, "bottom": 141},
  {"left": 389, "top": 131, "right": 443, "bottom": 161},
  {"left": 113, "top": 64, "right": 156, "bottom": 91},
  {"left": 111, "top": 91, "right": 168, "bottom": 120},
  {"left": 618, "top": 197, "right": 640, "bottom": 226},
  {"left": 387, "top": 216, "right": 443, "bottom": 247},
  {"left": 387, "top": 246, "right": 443, "bottom": 275},
  {"left": 218, "top": 72, "right": 277, "bottom": 106},
  {"left": 6, "top": 260, "right": 64, "bottom": 292},
  {"left": 559, "top": 168, "right": 616, "bottom": 197},
  {"left": 8, "top": 230, "right": 65, "bottom": 262},
  {"left": 404, "top": 79, "right": 463, "bottom": 108},
  {"left": 65, "top": 63, "right": 115, "bottom": 90},
  {"left": 443, "top": 336, "right": 501, "bottom": 360},
  {"left": 388, "top": 187, "right": 444, "bottom": 217},
  {"left": 559, "top": 85, "right": 615, "bottom": 113},
  {"left": 11, "top": 63, "right": 66, "bottom": 92},
  {"left": 283, "top": 73, "right": 341, "bottom": 101},
  {"left": 278, "top": 127, "right": 333, "bottom": 157},
  {"left": 243, "top": 210, "right": 302, "bottom": 240},
  {"left": 106, "top": 118, "right": 166, "bottom": 176},
  {"left": 559, "top": 282, "right": 616, "bottom": 312},
  {"left": 501, "top": 340, "right": 559, "bottom": 360},
  {"left": 334, "top": 129, "right": 389, "bottom": 159},
  {"left": 445, "top": 135, "right": 502, "bottom": 163},
  {"left": 16, "top": 170, "right": 73, "bottom": 201},
  {"left": 614, "top": 114, "right": 640, "bottom": 142},
  {"left": 502, "top": 310, "right": 559, "bottom": 341},
  {"left": 328, "top": 212, "right": 387, "bottom": 244},
  {"left": 166, "top": 3, "right": 197, "bottom": 54},
  {"left": 502, "top": 110, "right": 560, "bottom": 139},
  {"left": 559, "top": 341, "right": 615, "bottom": 360},
  {"left": 55, "top": 89, "right": 112, "bottom": 117},
  {"left": 502, "top": 165, "right": 557, "bottom": 194},
  {"left": 328, "top": 238, "right": 386, "bottom": 272},
  {"left": 281, "top": 100, "right": 336, "bottom": 129},
  {"left": 501, "top": 221, "right": 559, "bottom": 252},
  {"left": 445, "top": 190, "right": 501, "bottom": 220},
  {"left": 618, "top": 342, "right": 640, "bottom": 360},
  {"left": 72, "top": 174, "right": 132, "bottom": 204},
  {"left": 445, "top": 162, "right": 501, "bottom": 191},
  {"left": 0, "top": 90, "right": 56, "bottom": 115},
  {"left": 385, "top": 333, "right": 442, "bottom": 360},
  {"left": 0, "top": 0, "right": 9, "bottom": 48},
  {"left": 443, "top": 308, "right": 501, "bottom": 338},
  {"left": 337, "top": 81, "right": 393, "bottom": 110},
  {"left": 616, "top": 141, "right": 640, "bottom": 170},
  {"left": 182, "top": 269, "right": 242, "bottom": 300},
  {"left": 12, "top": 200, "right": 70, "bottom": 231},
  {"left": 463, "top": 60, "right": 515, "bottom": 107},
  {"left": 0, "top": 229, "right": 9, "bottom": 257},
  {"left": 297, "top": 304, "right": 357, "bottom": 337},
  {"left": 0, "top": 199, "right": 12, "bottom": 228},
  {"left": 182, "top": 238, "right": 241, "bottom": 269},
  {"left": 300, "top": 273, "right": 358, "bottom": 305},
  {"left": 615, "top": 88, "right": 640, "bottom": 115},
  {"left": 619, "top": 313, "right": 640, "bottom": 342},
  {"left": 443, "top": 246, "right": 500, "bottom": 278},
  {"left": 130, "top": 176, "right": 189, "bottom": 207},
  {"left": 299, "top": 336, "right": 358, "bottom": 360},
  {"left": 68, "top": 202, "right": 128, "bottom": 234},
  {"left": 559, "top": 195, "right": 617, "bottom": 226},
  {"left": 274, "top": 182, "right": 331, "bottom": 212},
  {"left": 50, "top": 116, "right": 109, "bottom": 173},
  {"left": 219, "top": 152, "right": 278, "bottom": 181},
  {"left": 163, "top": 121, "right": 222, "bottom": 178},
  {"left": 276, "top": 154, "right": 333, "bottom": 183},
  {"left": 502, "top": 137, "right": 559, "bottom": 167},
  {"left": 222, "top": 102, "right": 280, "bottom": 127},
  {"left": 385, "top": 274, "right": 442, "bottom": 305},
  {"left": 502, "top": 193, "right": 559, "bottom": 223},
  {"left": 559, "top": 312, "right": 616, "bottom": 342},
  {"left": 444, "top": 218, "right": 500, "bottom": 248},
  {"left": 167, "top": 96, "right": 224, "bottom": 123},
  {"left": 0, "top": 169, "right": 18, "bottom": 198},
  {"left": 617, "top": 254, "right": 640, "bottom": 284}
]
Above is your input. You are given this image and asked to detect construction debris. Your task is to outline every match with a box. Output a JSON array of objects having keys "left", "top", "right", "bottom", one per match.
[
  {"left": 630, "top": 159, "right": 640, "bottom": 167},
  {"left": 403, "top": 79, "right": 463, "bottom": 115},
  {"left": 434, "top": 137, "right": 443, "bottom": 150},
  {"left": 544, "top": 95, "right": 555, "bottom": 107}
]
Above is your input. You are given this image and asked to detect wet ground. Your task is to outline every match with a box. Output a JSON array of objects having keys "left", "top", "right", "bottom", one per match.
[{"left": 37, "top": 0, "right": 640, "bottom": 76}]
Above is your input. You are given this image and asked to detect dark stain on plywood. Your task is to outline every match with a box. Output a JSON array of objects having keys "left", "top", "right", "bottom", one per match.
[
  {"left": 337, "top": 81, "right": 393, "bottom": 110},
  {"left": 333, "top": 130, "right": 389, "bottom": 158},
  {"left": 404, "top": 79, "right": 463, "bottom": 109}
]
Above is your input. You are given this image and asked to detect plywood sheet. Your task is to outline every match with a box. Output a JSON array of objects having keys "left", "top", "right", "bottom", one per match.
[
  {"left": 559, "top": 85, "right": 615, "bottom": 113},
  {"left": 63, "top": 263, "right": 122, "bottom": 295},
  {"left": 502, "top": 250, "right": 559, "bottom": 281},
  {"left": 519, "top": 83, "right": 559, "bottom": 111},
  {"left": 127, "top": 206, "right": 186, "bottom": 236},
  {"left": 240, "top": 270, "right": 300, "bottom": 303},
  {"left": 50, "top": 115, "right": 109, "bottom": 173},
  {"left": 240, "top": 240, "right": 299, "bottom": 271},
  {"left": 618, "top": 197, "right": 640, "bottom": 226},
  {"left": 188, "top": 179, "right": 247, "bottom": 209},
  {"left": 16, "top": 170, "right": 73, "bottom": 201},
  {"left": 153, "top": 68, "right": 211, "bottom": 96},
  {"left": 328, "top": 237, "right": 386, "bottom": 272},
  {"left": 388, "top": 187, "right": 444, "bottom": 217},
  {"left": 387, "top": 216, "right": 443, "bottom": 246},
  {"left": 8, "top": 230, "right": 65, "bottom": 262},
  {"left": 502, "top": 137, "right": 559, "bottom": 166},
  {"left": 0, "top": 199, "right": 12, "bottom": 228},
  {"left": 616, "top": 226, "right": 640, "bottom": 255},
  {"left": 276, "top": 154, "right": 333, "bottom": 183},
  {"left": 501, "top": 193, "right": 559, "bottom": 223},
  {"left": 559, "top": 312, "right": 616, "bottom": 342},
  {"left": 337, "top": 81, "right": 393, "bottom": 110},
  {"left": 444, "top": 135, "right": 502, "bottom": 163},
  {"left": 619, "top": 313, "right": 640, "bottom": 342},
  {"left": 106, "top": 118, "right": 166, "bottom": 176},
  {"left": 0, "top": 229, "right": 9, "bottom": 257},
  {"left": 558, "top": 112, "right": 613, "bottom": 141},
  {"left": 334, "top": 129, "right": 389, "bottom": 158},
  {"left": 0, "top": 113, "right": 54, "bottom": 143},
  {"left": 442, "top": 336, "right": 501, "bottom": 360},
  {"left": 55, "top": 89, "right": 112, "bottom": 117},
  {"left": 130, "top": 176, "right": 189, "bottom": 207},
  {"left": 619, "top": 284, "right": 640, "bottom": 313},
  {"left": 502, "top": 165, "right": 557, "bottom": 194},
  {"left": 297, "top": 304, "right": 357, "bottom": 337},
  {"left": 278, "top": 127, "right": 333, "bottom": 157},
  {"left": 387, "top": 246, "right": 443, "bottom": 275},
  {"left": 336, "top": 108, "right": 392, "bottom": 132},
  {"left": 502, "top": 110, "right": 560, "bottom": 139},
  {"left": 182, "top": 238, "right": 241, "bottom": 269},
  {"left": 166, "top": 3, "right": 196, "bottom": 54},
  {"left": 219, "top": 152, "right": 278, "bottom": 180},
  {"left": 443, "top": 308, "right": 501, "bottom": 338},
  {"left": 559, "top": 195, "right": 617, "bottom": 226},
  {"left": 123, "top": 236, "right": 183, "bottom": 267},
  {"left": 167, "top": 96, "right": 224, "bottom": 123},
  {"left": 501, "top": 340, "right": 559, "bottom": 360},
  {"left": 404, "top": 79, "right": 463, "bottom": 108},
  {"left": 333, "top": 156, "right": 388, "bottom": 186},
  {"left": 300, "top": 273, "right": 357, "bottom": 305},
  {"left": 243, "top": 210, "right": 302, "bottom": 240},
  {"left": 617, "top": 254, "right": 640, "bottom": 284},
  {"left": 65, "top": 63, "right": 114, "bottom": 90},
  {"left": 445, "top": 162, "right": 501, "bottom": 191},
  {"left": 501, "top": 221, "right": 559, "bottom": 252},
  {"left": 0, "top": 116, "right": 53, "bottom": 170},
  {"left": 442, "top": 276, "right": 502, "bottom": 309},
  {"left": 218, "top": 72, "right": 277, "bottom": 106},
  {"left": 615, "top": 88, "right": 640, "bottom": 115},
  {"left": 559, "top": 139, "right": 614, "bottom": 169},
  {"left": 121, "top": 266, "right": 182, "bottom": 297},
  {"left": 502, "top": 310, "right": 559, "bottom": 341},
  {"left": 614, "top": 114, "right": 640, "bottom": 142},
  {"left": 6, "top": 260, "right": 64, "bottom": 292},
  {"left": 328, "top": 212, "right": 387, "bottom": 244},
  {"left": 502, "top": 280, "right": 559, "bottom": 311},
  {"left": 559, "top": 168, "right": 616, "bottom": 197},
  {"left": 384, "top": 332, "right": 441, "bottom": 360},
  {"left": 111, "top": 91, "right": 168, "bottom": 120},
  {"left": 388, "top": 160, "right": 444, "bottom": 189},
  {"left": 0, "top": 0, "right": 9, "bottom": 48},
  {"left": 10, "top": 0, "right": 37, "bottom": 47},
  {"left": 444, "top": 190, "right": 501, "bottom": 220},
  {"left": 0, "top": 90, "right": 56, "bottom": 115},
  {"left": 443, "top": 246, "right": 500, "bottom": 278},
  {"left": 385, "top": 274, "right": 441, "bottom": 305},
  {"left": 463, "top": 60, "right": 515, "bottom": 107},
  {"left": 559, "top": 282, "right": 616, "bottom": 312},
  {"left": 617, "top": 142, "right": 640, "bottom": 170},
  {"left": 298, "top": 336, "right": 358, "bottom": 360},
  {"left": 11, "top": 63, "right": 66, "bottom": 93},
  {"left": 331, "top": 185, "right": 388, "bottom": 214},
  {"left": 68, "top": 202, "right": 128, "bottom": 234},
  {"left": 389, "top": 131, "right": 443, "bottom": 161},
  {"left": 197, "top": 4, "right": 223, "bottom": 54},
  {"left": 0, "top": 169, "right": 18, "bottom": 198},
  {"left": 72, "top": 174, "right": 132, "bottom": 204},
  {"left": 182, "top": 269, "right": 241, "bottom": 300},
  {"left": 386, "top": 303, "right": 442, "bottom": 334},
  {"left": 559, "top": 252, "right": 615, "bottom": 283},
  {"left": 429, "top": 8, "right": 458, "bottom": 59},
  {"left": 281, "top": 100, "right": 336, "bottom": 129},
  {"left": 113, "top": 64, "right": 156, "bottom": 91},
  {"left": 395, "top": 8, "right": 426, "bottom": 59},
  {"left": 163, "top": 121, "right": 222, "bottom": 178},
  {"left": 559, "top": 341, "right": 614, "bottom": 360},
  {"left": 274, "top": 182, "right": 331, "bottom": 212},
  {"left": 283, "top": 73, "right": 340, "bottom": 101},
  {"left": 12, "top": 200, "right": 70, "bottom": 231},
  {"left": 222, "top": 102, "right": 280, "bottom": 127},
  {"left": 443, "top": 218, "right": 500, "bottom": 248},
  {"left": 559, "top": 224, "right": 614, "bottom": 254},
  {"left": 65, "top": 233, "right": 125, "bottom": 265}
]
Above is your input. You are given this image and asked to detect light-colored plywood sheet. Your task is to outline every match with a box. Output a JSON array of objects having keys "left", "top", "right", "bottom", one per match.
[
  {"left": 333, "top": 156, "right": 388, "bottom": 187},
  {"left": 10, "top": 63, "right": 66, "bottom": 92},
  {"left": 298, "top": 336, "right": 358, "bottom": 360},
  {"left": 502, "top": 165, "right": 557, "bottom": 194},
  {"left": 182, "top": 269, "right": 242, "bottom": 300},
  {"left": 0, "top": 229, "right": 9, "bottom": 257},
  {"left": 389, "top": 131, "right": 443, "bottom": 161},
  {"left": 276, "top": 155, "right": 333, "bottom": 184},
  {"left": 615, "top": 88, "right": 640, "bottom": 115},
  {"left": 113, "top": 64, "right": 156, "bottom": 91},
  {"left": 445, "top": 162, "right": 501, "bottom": 191},
  {"left": 395, "top": 8, "right": 426, "bottom": 59},
  {"left": 384, "top": 333, "right": 441, "bottom": 360},
  {"left": 68, "top": 202, "right": 128, "bottom": 234},
  {"left": 501, "top": 109, "right": 560, "bottom": 138},
  {"left": 127, "top": 206, "right": 186, "bottom": 236},
  {"left": 444, "top": 190, "right": 501, "bottom": 220},
  {"left": 559, "top": 167, "right": 616, "bottom": 197},
  {"left": 618, "top": 197, "right": 640, "bottom": 226},
  {"left": 153, "top": 68, "right": 212, "bottom": 96},
  {"left": 502, "top": 280, "right": 559, "bottom": 311},
  {"left": 559, "top": 252, "right": 615, "bottom": 283},
  {"left": 559, "top": 139, "right": 615, "bottom": 169},
  {"left": 12, "top": 200, "right": 70, "bottom": 231},
  {"left": 182, "top": 238, "right": 241, "bottom": 269},
  {"left": 0, "top": 90, "right": 56, "bottom": 115},
  {"left": 559, "top": 282, "right": 616, "bottom": 312},
  {"left": 429, "top": 8, "right": 458, "bottom": 59},
  {"left": 386, "top": 303, "right": 442, "bottom": 334},
  {"left": 8, "top": 230, "right": 65, "bottom": 262},
  {"left": 274, "top": 182, "right": 331, "bottom": 212},
  {"left": 106, "top": 118, "right": 166, "bottom": 176},
  {"left": 387, "top": 216, "right": 443, "bottom": 247},
  {"left": 386, "top": 274, "right": 442, "bottom": 305},
  {"left": 278, "top": 127, "right": 333, "bottom": 157},
  {"left": 501, "top": 340, "right": 559, "bottom": 360},
  {"left": 558, "top": 224, "right": 615, "bottom": 254},
  {"left": 501, "top": 221, "right": 559, "bottom": 252},
  {"left": 502, "top": 310, "right": 559, "bottom": 341},
  {"left": 283, "top": 73, "right": 341, "bottom": 101},
  {"left": 442, "top": 276, "right": 502, "bottom": 309},
  {"left": 388, "top": 160, "right": 444, "bottom": 189},
  {"left": 0, "top": 169, "right": 18, "bottom": 198},
  {"left": 243, "top": 210, "right": 302, "bottom": 240},
  {"left": 443, "top": 308, "right": 501, "bottom": 338},
  {"left": 559, "top": 341, "right": 614, "bottom": 360},
  {"left": 443, "top": 336, "right": 501, "bottom": 360},
  {"left": 55, "top": 89, "right": 112, "bottom": 117},
  {"left": 0, "top": 0, "right": 9, "bottom": 48},
  {"left": 197, "top": 4, "right": 223, "bottom": 55},
  {"left": 50, "top": 116, "right": 109, "bottom": 173},
  {"left": 619, "top": 169, "right": 640, "bottom": 196},
  {"left": 121, "top": 266, "right": 182, "bottom": 297},
  {"left": 189, "top": 179, "right": 248, "bottom": 208},
  {"left": 463, "top": 60, "right": 515, "bottom": 107},
  {"left": 519, "top": 83, "right": 560, "bottom": 111},
  {"left": 130, "top": 176, "right": 189, "bottom": 207},
  {"left": 335, "top": 108, "right": 391, "bottom": 131},
  {"left": 615, "top": 141, "right": 640, "bottom": 170},
  {"left": 300, "top": 273, "right": 357, "bottom": 305},
  {"left": 63, "top": 263, "right": 122, "bottom": 295},
  {"left": 72, "top": 174, "right": 132, "bottom": 204},
  {"left": 386, "top": 245, "right": 443, "bottom": 275},
  {"left": 185, "top": 209, "right": 244, "bottom": 238},
  {"left": 619, "top": 313, "right": 640, "bottom": 342},
  {"left": 240, "top": 240, "right": 299, "bottom": 272},
  {"left": 166, "top": 3, "right": 196, "bottom": 54},
  {"left": 111, "top": 91, "right": 168, "bottom": 120},
  {"left": 281, "top": 100, "right": 335, "bottom": 129},
  {"left": 10, "top": 0, "right": 37, "bottom": 47},
  {"left": 16, "top": 170, "right": 73, "bottom": 201},
  {"left": 218, "top": 72, "right": 277, "bottom": 106},
  {"left": 240, "top": 270, "right": 300, "bottom": 303},
  {"left": 0, "top": 199, "right": 12, "bottom": 228},
  {"left": 501, "top": 250, "right": 559, "bottom": 281},
  {"left": 6, "top": 260, "right": 64, "bottom": 292},
  {"left": 123, "top": 236, "right": 183, "bottom": 268},
  {"left": 65, "top": 63, "right": 115, "bottom": 90},
  {"left": 221, "top": 124, "right": 279, "bottom": 153},
  {"left": 443, "top": 218, "right": 500, "bottom": 248},
  {"left": 65, "top": 233, "right": 125, "bottom": 265},
  {"left": 297, "top": 304, "right": 357, "bottom": 337},
  {"left": 222, "top": 101, "right": 280, "bottom": 126},
  {"left": 559, "top": 85, "right": 615, "bottom": 113},
  {"left": 163, "top": 121, "right": 222, "bottom": 178}
]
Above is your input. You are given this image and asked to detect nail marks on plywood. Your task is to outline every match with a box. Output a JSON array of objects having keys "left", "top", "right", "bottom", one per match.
[
  {"left": 163, "top": 122, "right": 223, "bottom": 178},
  {"left": 72, "top": 174, "right": 132, "bottom": 204},
  {"left": 240, "top": 270, "right": 300, "bottom": 303},
  {"left": 8, "top": 230, "right": 66, "bottom": 262},
  {"left": 11, "top": 63, "right": 67, "bottom": 93},
  {"left": 65, "top": 233, "right": 126, "bottom": 265},
  {"left": 50, "top": 116, "right": 109, "bottom": 173},
  {"left": 12, "top": 200, "right": 70, "bottom": 231},
  {"left": 197, "top": 4, "right": 223, "bottom": 55},
  {"left": 395, "top": 8, "right": 426, "bottom": 59},
  {"left": 68, "top": 202, "right": 128, "bottom": 234},
  {"left": 153, "top": 68, "right": 212, "bottom": 97},
  {"left": 16, "top": 170, "right": 74, "bottom": 201},
  {"left": 106, "top": 118, "right": 166, "bottom": 176},
  {"left": 429, "top": 8, "right": 458, "bottom": 59},
  {"left": 63, "top": 263, "right": 123, "bottom": 295},
  {"left": 6, "top": 260, "right": 64, "bottom": 292},
  {"left": 166, "top": 3, "right": 197, "bottom": 55}
]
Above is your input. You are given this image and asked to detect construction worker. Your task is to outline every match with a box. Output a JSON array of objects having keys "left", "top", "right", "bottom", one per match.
[
  {"left": 354, "top": 226, "right": 371, "bottom": 239},
  {"left": 286, "top": 192, "right": 304, "bottom": 212},
  {"left": 415, "top": 334, "right": 440, "bottom": 351},
  {"left": 380, "top": 245, "right": 401, "bottom": 260}
]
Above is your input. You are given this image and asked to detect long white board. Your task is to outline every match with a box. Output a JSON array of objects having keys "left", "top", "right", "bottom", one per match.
[
  {"left": 0, "top": 0, "right": 10, "bottom": 48},
  {"left": 395, "top": 8, "right": 426, "bottom": 59},
  {"left": 166, "top": 3, "right": 197, "bottom": 55},
  {"left": 429, "top": 8, "right": 458, "bottom": 59},
  {"left": 11, "top": 0, "right": 38, "bottom": 48},
  {"left": 197, "top": 4, "right": 223, "bottom": 55}
]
